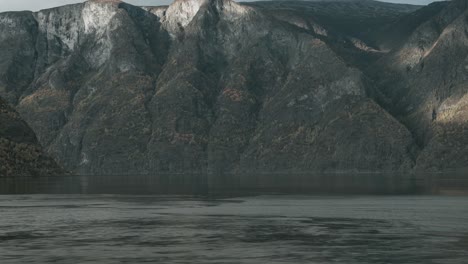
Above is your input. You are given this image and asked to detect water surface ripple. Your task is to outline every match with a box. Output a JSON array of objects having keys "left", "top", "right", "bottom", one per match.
[{"left": 0, "top": 195, "right": 467, "bottom": 263}]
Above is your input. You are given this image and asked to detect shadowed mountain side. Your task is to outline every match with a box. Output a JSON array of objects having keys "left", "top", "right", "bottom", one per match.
[
  {"left": 239, "top": 97, "right": 415, "bottom": 173},
  {"left": 0, "top": 98, "right": 63, "bottom": 177},
  {"left": 244, "top": 0, "right": 422, "bottom": 49}
]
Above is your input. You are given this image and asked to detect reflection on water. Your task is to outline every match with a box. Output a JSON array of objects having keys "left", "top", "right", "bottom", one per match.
[
  {"left": 0, "top": 195, "right": 467, "bottom": 263},
  {"left": 0, "top": 173, "right": 467, "bottom": 195}
]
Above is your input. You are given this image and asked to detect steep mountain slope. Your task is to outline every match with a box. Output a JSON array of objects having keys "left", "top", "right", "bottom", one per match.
[
  {"left": 369, "top": 0, "right": 468, "bottom": 171},
  {"left": 0, "top": 98, "right": 63, "bottom": 177},
  {"left": 0, "top": 0, "right": 464, "bottom": 175}
]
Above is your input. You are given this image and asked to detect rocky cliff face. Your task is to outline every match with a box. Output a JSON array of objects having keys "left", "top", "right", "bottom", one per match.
[
  {"left": 0, "top": 0, "right": 466, "bottom": 175},
  {"left": 0, "top": 98, "right": 63, "bottom": 177}
]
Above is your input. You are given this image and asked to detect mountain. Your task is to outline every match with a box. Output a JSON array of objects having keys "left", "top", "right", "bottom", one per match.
[
  {"left": 0, "top": 98, "right": 63, "bottom": 177},
  {"left": 369, "top": 0, "right": 468, "bottom": 171},
  {"left": 0, "top": 0, "right": 465, "bottom": 175}
]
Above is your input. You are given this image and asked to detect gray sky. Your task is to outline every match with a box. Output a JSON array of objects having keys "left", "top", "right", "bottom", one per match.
[{"left": 0, "top": 0, "right": 440, "bottom": 12}]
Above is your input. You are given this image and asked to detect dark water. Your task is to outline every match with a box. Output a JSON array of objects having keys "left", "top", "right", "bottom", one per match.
[
  {"left": 2, "top": 172, "right": 468, "bottom": 195},
  {"left": 0, "top": 195, "right": 468, "bottom": 263}
]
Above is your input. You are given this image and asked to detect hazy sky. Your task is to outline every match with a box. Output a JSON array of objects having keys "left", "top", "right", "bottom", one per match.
[{"left": 0, "top": 0, "right": 440, "bottom": 12}]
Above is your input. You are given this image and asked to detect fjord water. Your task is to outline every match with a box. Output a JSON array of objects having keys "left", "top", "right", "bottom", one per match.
[
  {"left": 1, "top": 172, "right": 467, "bottom": 195},
  {"left": 0, "top": 195, "right": 467, "bottom": 264}
]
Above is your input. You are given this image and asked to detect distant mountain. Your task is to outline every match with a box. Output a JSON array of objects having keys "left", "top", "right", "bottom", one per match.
[{"left": 0, "top": 0, "right": 465, "bottom": 175}]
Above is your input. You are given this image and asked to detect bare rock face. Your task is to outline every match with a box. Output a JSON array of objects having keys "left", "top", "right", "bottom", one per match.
[
  {"left": 162, "top": 0, "right": 208, "bottom": 35},
  {"left": 0, "top": 98, "right": 63, "bottom": 177},
  {"left": 0, "top": 0, "right": 465, "bottom": 175},
  {"left": 0, "top": 11, "right": 37, "bottom": 104}
]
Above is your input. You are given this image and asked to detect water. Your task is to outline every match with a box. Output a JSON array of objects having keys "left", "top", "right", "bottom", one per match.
[
  {"left": 0, "top": 195, "right": 467, "bottom": 263},
  {"left": 3, "top": 172, "right": 468, "bottom": 195}
]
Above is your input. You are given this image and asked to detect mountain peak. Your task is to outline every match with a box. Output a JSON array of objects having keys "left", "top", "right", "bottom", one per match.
[
  {"left": 83, "top": 0, "right": 121, "bottom": 34},
  {"left": 163, "top": 0, "right": 250, "bottom": 35},
  {"left": 88, "top": 0, "right": 122, "bottom": 3},
  {"left": 164, "top": 0, "right": 208, "bottom": 31}
]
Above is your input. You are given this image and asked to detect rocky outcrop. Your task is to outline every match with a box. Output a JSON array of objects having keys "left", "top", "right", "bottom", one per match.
[
  {"left": 0, "top": 98, "right": 63, "bottom": 177},
  {"left": 0, "top": 0, "right": 465, "bottom": 175}
]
